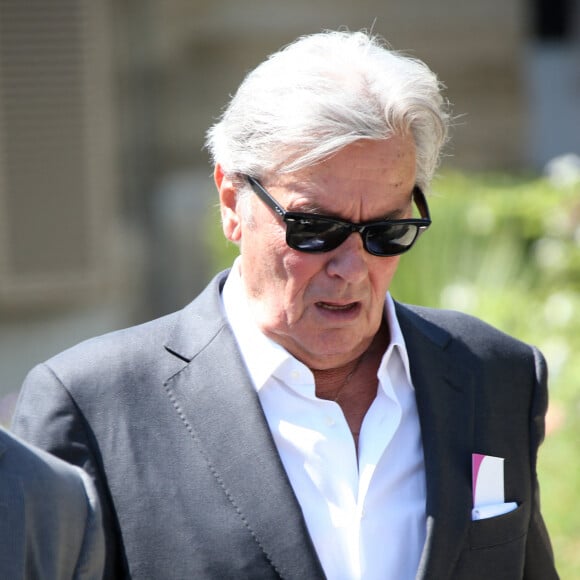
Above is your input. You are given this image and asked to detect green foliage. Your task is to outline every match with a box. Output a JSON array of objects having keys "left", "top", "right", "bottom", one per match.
[
  {"left": 206, "top": 171, "right": 580, "bottom": 577},
  {"left": 393, "top": 171, "right": 580, "bottom": 400}
]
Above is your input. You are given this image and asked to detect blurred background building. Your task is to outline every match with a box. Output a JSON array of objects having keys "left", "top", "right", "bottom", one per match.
[{"left": 0, "top": 0, "right": 579, "bottom": 418}]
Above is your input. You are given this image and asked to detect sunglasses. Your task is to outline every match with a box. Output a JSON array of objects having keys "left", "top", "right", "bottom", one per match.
[{"left": 244, "top": 175, "right": 431, "bottom": 257}]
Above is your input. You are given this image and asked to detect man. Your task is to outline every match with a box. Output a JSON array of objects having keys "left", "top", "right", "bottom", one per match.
[
  {"left": 12, "top": 30, "right": 558, "bottom": 579},
  {"left": 0, "top": 427, "right": 104, "bottom": 579}
]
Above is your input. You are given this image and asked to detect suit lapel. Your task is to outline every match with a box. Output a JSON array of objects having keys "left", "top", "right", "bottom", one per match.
[
  {"left": 163, "top": 272, "right": 325, "bottom": 580},
  {"left": 396, "top": 303, "right": 475, "bottom": 580}
]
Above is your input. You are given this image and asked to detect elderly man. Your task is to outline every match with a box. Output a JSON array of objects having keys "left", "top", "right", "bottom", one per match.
[
  {"left": 12, "top": 30, "right": 557, "bottom": 579},
  {"left": 0, "top": 427, "right": 104, "bottom": 579}
]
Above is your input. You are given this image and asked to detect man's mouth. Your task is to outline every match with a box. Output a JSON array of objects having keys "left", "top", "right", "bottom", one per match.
[{"left": 316, "top": 301, "right": 359, "bottom": 312}]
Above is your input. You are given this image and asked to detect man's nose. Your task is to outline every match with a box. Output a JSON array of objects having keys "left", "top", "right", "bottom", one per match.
[{"left": 325, "top": 232, "right": 369, "bottom": 282}]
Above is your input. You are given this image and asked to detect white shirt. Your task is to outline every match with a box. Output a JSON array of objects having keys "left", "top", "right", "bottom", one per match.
[{"left": 222, "top": 261, "right": 426, "bottom": 579}]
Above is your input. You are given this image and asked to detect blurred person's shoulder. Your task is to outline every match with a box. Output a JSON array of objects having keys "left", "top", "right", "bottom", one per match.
[{"left": 1, "top": 427, "right": 87, "bottom": 489}]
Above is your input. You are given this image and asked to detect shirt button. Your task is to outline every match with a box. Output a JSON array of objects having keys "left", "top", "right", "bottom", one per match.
[
  {"left": 325, "top": 416, "right": 336, "bottom": 427},
  {"left": 291, "top": 370, "right": 300, "bottom": 380}
]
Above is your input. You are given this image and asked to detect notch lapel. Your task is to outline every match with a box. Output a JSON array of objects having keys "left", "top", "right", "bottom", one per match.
[
  {"left": 396, "top": 303, "right": 476, "bottom": 580},
  {"left": 163, "top": 272, "right": 325, "bottom": 580}
]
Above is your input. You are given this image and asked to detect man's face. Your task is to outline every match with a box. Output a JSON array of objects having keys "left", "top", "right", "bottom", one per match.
[{"left": 219, "top": 135, "right": 417, "bottom": 370}]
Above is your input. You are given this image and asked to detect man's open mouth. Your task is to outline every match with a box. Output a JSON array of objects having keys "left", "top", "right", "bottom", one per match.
[{"left": 316, "top": 302, "right": 359, "bottom": 312}]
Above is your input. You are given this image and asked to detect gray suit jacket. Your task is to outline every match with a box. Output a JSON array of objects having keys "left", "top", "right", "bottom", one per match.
[
  {"left": 11, "top": 271, "right": 558, "bottom": 579},
  {"left": 0, "top": 428, "right": 104, "bottom": 580}
]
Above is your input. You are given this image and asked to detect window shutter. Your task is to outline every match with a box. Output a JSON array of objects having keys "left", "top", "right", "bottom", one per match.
[{"left": 0, "top": 0, "right": 115, "bottom": 307}]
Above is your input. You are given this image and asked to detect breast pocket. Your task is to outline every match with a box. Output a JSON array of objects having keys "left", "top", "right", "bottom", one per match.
[{"left": 469, "top": 503, "right": 528, "bottom": 549}]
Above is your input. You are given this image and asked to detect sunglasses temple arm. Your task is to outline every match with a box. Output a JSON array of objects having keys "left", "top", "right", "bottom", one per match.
[
  {"left": 413, "top": 187, "right": 431, "bottom": 222},
  {"left": 246, "top": 175, "right": 286, "bottom": 218}
]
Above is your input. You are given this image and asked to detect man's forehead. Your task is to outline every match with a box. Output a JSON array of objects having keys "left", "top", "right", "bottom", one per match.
[{"left": 273, "top": 179, "right": 414, "bottom": 221}]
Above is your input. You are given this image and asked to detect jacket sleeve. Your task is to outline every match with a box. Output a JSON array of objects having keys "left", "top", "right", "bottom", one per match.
[
  {"left": 523, "top": 347, "right": 559, "bottom": 579},
  {"left": 11, "top": 362, "right": 126, "bottom": 579}
]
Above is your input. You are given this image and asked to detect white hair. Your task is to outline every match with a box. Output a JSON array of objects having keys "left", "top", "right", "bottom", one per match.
[{"left": 206, "top": 30, "right": 450, "bottom": 193}]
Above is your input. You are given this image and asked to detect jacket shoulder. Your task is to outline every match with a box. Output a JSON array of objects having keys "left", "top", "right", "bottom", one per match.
[
  {"left": 396, "top": 302, "right": 537, "bottom": 358},
  {"left": 23, "top": 271, "right": 229, "bottom": 403}
]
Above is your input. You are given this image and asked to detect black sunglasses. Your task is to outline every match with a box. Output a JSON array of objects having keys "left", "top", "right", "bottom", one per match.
[{"left": 244, "top": 175, "right": 431, "bottom": 257}]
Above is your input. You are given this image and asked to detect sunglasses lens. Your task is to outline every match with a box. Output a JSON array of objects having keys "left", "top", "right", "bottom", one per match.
[
  {"left": 285, "top": 216, "right": 350, "bottom": 252},
  {"left": 365, "top": 224, "right": 419, "bottom": 256}
]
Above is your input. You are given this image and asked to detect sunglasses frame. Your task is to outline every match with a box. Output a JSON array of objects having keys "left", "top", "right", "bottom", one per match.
[{"left": 244, "top": 175, "right": 432, "bottom": 257}]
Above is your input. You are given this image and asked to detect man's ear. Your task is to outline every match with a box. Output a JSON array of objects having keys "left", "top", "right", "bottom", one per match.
[{"left": 215, "top": 164, "right": 242, "bottom": 243}]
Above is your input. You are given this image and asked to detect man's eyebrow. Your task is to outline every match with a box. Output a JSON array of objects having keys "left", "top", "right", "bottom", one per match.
[
  {"left": 283, "top": 188, "right": 325, "bottom": 213},
  {"left": 381, "top": 207, "right": 407, "bottom": 220},
  {"left": 288, "top": 200, "right": 324, "bottom": 213},
  {"left": 380, "top": 189, "right": 416, "bottom": 220}
]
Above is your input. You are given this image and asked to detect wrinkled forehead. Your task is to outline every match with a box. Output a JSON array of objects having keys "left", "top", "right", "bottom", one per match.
[{"left": 260, "top": 138, "right": 418, "bottom": 220}]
